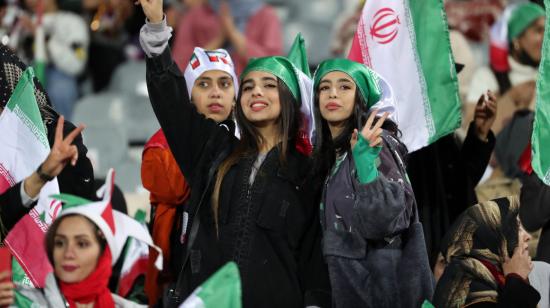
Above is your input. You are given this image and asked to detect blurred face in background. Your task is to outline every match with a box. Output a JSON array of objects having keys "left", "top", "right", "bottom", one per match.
[{"left": 514, "top": 17, "right": 546, "bottom": 64}]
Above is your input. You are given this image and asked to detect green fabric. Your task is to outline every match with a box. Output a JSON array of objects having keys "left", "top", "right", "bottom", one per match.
[
  {"left": 531, "top": 0, "right": 550, "bottom": 185},
  {"left": 409, "top": 0, "right": 462, "bottom": 144},
  {"left": 194, "top": 261, "right": 241, "bottom": 307},
  {"left": 352, "top": 134, "right": 382, "bottom": 184},
  {"left": 508, "top": 3, "right": 545, "bottom": 40},
  {"left": 13, "top": 258, "right": 35, "bottom": 308},
  {"left": 6, "top": 67, "right": 49, "bottom": 149},
  {"left": 50, "top": 193, "right": 93, "bottom": 210},
  {"left": 241, "top": 56, "right": 301, "bottom": 102},
  {"left": 313, "top": 58, "right": 381, "bottom": 109},
  {"left": 287, "top": 33, "right": 311, "bottom": 77},
  {"left": 421, "top": 300, "right": 435, "bottom": 308}
]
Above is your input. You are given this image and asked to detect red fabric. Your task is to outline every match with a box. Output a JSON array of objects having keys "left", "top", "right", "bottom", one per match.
[
  {"left": 142, "top": 131, "right": 191, "bottom": 306},
  {"left": 489, "top": 43, "right": 510, "bottom": 73},
  {"left": 479, "top": 258, "right": 506, "bottom": 287},
  {"left": 59, "top": 248, "right": 114, "bottom": 308},
  {"left": 144, "top": 129, "right": 169, "bottom": 152},
  {"left": 518, "top": 143, "right": 533, "bottom": 175},
  {"left": 172, "top": 4, "right": 282, "bottom": 75},
  {"left": 444, "top": 0, "right": 503, "bottom": 42},
  {"left": 117, "top": 257, "right": 148, "bottom": 298}
]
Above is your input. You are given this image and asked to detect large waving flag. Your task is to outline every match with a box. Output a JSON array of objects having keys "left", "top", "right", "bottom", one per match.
[
  {"left": 348, "top": 0, "right": 461, "bottom": 151},
  {"left": 532, "top": 0, "right": 550, "bottom": 185},
  {"left": 0, "top": 67, "right": 59, "bottom": 288},
  {"left": 180, "top": 262, "right": 241, "bottom": 308}
]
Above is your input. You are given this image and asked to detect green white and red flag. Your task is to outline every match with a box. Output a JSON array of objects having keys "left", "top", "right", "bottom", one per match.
[
  {"left": 0, "top": 67, "right": 59, "bottom": 288},
  {"left": 348, "top": 0, "right": 461, "bottom": 151}
]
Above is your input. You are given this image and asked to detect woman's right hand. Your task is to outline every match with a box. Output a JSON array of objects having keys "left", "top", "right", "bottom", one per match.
[
  {"left": 503, "top": 244, "right": 533, "bottom": 280},
  {"left": 137, "top": 0, "right": 163, "bottom": 23},
  {"left": 0, "top": 271, "right": 14, "bottom": 307}
]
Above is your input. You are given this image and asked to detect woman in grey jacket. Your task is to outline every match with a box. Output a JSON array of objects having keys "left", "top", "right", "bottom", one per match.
[{"left": 311, "top": 59, "right": 433, "bottom": 307}]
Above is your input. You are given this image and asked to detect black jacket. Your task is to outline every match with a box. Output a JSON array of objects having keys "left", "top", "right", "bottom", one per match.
[
  {"left": 145, "top": 47, "right": 330, "bottom": 307},
  {"left": 407, "top": 123, "right": 495, "bottom": 265},
  {"left": 520, "top": 172, "right": 550, "bottom": 263},
  {"left": 0, "top": 182, "right": 28, "bottom": 236}
]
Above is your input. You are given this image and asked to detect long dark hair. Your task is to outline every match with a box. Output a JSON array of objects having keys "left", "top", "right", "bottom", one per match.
[
  {"left": 211, "top": 77, "right": 300, "bottom": 230},
  {"left": 311, "top": 87, "right": 400, "bottom": 180}
]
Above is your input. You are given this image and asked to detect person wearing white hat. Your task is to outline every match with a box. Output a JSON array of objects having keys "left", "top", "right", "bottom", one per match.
[
  {"left": 141, "top": 46, "right": 238, "bottom": 305},
  {"left": 15, "top": 169, "right": 162, "bottom": 308}
]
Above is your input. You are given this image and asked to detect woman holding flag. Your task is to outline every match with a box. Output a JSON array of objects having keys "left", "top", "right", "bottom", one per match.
[
  {"left": 311, "top": 59, "right": 433, "bottom": 307},
  {"left": 137, "top": 0, "right": 330, "bottom": 306}
]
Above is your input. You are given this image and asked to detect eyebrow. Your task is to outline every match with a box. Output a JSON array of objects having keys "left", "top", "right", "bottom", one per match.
[
  {"left": 242, "top": 76, "right": 277, "bottom": 84},
  {"left": 320, "top": 78, "right": 353, "bottom": 84},
  {"left": 55, "top": 234, "right": 91, "bottom": 239},
  {"left": 196, "top": 77, "right": 212, "bottom": 82}
]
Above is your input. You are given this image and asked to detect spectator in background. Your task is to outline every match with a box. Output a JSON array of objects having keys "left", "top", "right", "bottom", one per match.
[
  {"left": 83, "top": 0, "right": 143, "bottom": 91},
  {"left": 330, "top": 0, "right": 364, "bottom": 57},
  {"left": 408, "top": 91, "right": 497, "bottom": 268},
  {"left": 466, "top": 3, "right": 545, "bottom": 134},
  {"left": 433, "top": 196, "right": 541, "bottom": 308},
  {"left": 171, "top": 0, "right": 282, "bottom": 74},
  {"left": 21, "top": 0, "right": 89, "bottom": 120}
]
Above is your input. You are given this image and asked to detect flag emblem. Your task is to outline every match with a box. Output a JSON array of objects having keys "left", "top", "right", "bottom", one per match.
[{"left": 370, "top": 8, "right": 400, "bottom": 45}]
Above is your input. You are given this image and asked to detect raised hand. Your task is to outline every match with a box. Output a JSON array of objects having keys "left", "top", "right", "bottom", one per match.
[
  {"left": 0, "top": 271, "right": 14, "bottom": 307},
  {"left": 474, "top": 91, "right": 497, "bottom": 141},
  {"left": 351, "top": 111, "right": 389, "bottom": 150},
  {"left": 502, "top": 242, "right": 533, "bottom": 280},
  {"left": 136, "top": 0, "right": 163, "bottom": 23},
  {"left": 41, "top": 116, "right": 85, "bottom": 178}
]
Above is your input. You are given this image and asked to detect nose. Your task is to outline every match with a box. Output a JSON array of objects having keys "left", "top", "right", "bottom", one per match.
[
  {"left": 63, "top": 243, "right": 76, "bottom": 259},
  {"left": 210, "top": 84, "right": 222, "bottom": 98},
  {"left": 251, "top": 85, "right": 263, "bottom": 98},
  {"left": 329, "top": 86, "right": 338, "bottom": 98}
]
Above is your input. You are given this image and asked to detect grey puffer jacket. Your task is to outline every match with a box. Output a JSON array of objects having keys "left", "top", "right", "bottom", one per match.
[
  {"left": 321, "top": 131, "right": 434, "bottom": 308},
  {"left": 13, "top": 273, "right": 146, "bottom": 308}
]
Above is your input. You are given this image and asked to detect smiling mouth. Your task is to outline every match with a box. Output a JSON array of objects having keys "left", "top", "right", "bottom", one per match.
[{"left": 250, "top": 101, "right": 268, "bottom": 112}]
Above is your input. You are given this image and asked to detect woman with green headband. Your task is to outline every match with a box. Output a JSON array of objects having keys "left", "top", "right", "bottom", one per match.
[
  {"left": 466, "top": 2, "right": 545, "bottom": 133},
  {"left": 311, "top": 58, "right": 434, "bottom": 307},
  {"left": 138, "top": 0, "right": 330, "bottom": 306}
]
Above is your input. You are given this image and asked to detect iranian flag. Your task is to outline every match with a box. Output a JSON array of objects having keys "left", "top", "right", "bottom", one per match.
[
  {"left": 348, "top": 0, "right": 461, "bottom": 151},
  {"left": 179, "top": 262, "right": 241, "bottom": 308},
  {"left": 531, "top": 0, "right": 550, "bottom": 185},
  {"left": 0, "top": 67, "right": 59, "bottom": 288},
  {"left": 117, "top": 209, "right": 149, "bottom": 298}
]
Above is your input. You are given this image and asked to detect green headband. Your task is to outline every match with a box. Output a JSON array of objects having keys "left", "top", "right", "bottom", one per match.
[
  {"left": 508, "top": 3, "right": 545, "bottom": 41},
  {"left": 313, "top": 58, "right": 381, "bottom": 109},
  {"left": 241, "top": 56, "right": 301, "bottom": 102}
]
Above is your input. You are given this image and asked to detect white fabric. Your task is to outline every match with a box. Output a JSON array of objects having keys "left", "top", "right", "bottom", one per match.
[
  {"left": 19, "top": 180, "right": 38, "bottom": 208},
  {"left": 183, "top": 47, "right": 239, "bottom": 100},
  {"left": 466, "top": 56, "right": 538, "bottom": 103},
  {"left": 58, "top": 169, "right": 163, "bottom": 269},
  {"left": 139, "top": 16, "right": 173, "bottom": 58},
  {"left": 43, "top": 12, "right": 89, "bottom": 76},
  {"left": 529, "top": 261, "right": 550, "bottom": 308}
]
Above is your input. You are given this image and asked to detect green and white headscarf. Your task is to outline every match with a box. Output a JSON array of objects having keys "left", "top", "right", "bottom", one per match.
[
  {"left": 241, "top": 54, "right": 316, "bottom": 148},
  {"left": 313, "top": 58, "right": 397, "bottom": 122},
  {"left": 508, "top": 3, "right": 545, "bottom": 41}
]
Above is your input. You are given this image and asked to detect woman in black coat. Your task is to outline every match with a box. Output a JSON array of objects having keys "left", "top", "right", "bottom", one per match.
[{"left": 138, "top": 0, "right": 330, "bottom": 306}]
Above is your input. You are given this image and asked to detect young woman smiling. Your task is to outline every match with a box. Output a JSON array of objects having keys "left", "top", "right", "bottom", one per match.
[{"left": 137, "top": 0, "right": 330, "bottom": 306}]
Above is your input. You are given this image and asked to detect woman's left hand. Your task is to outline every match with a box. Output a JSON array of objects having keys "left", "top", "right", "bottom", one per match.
[
  {"left": 351, "top": 111, "right": 389, "bottom": 149},
  {"left": 0, "top": 271, "right": 14, "bottom": 307}
]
